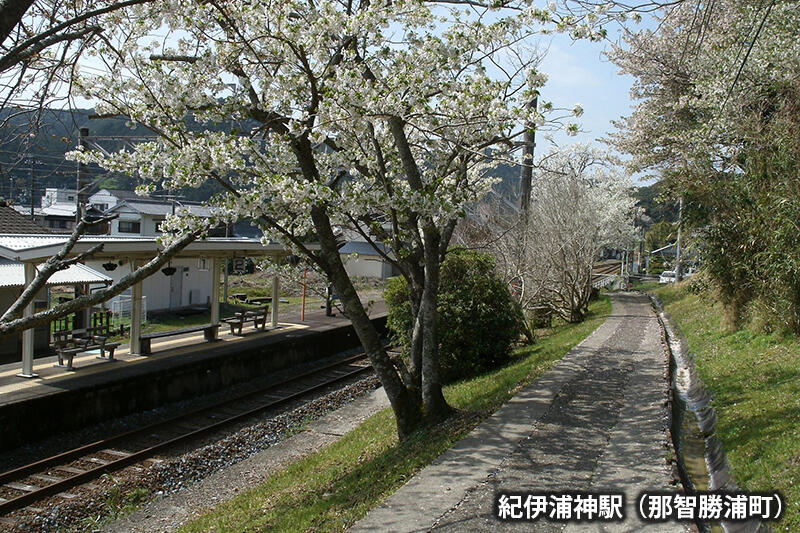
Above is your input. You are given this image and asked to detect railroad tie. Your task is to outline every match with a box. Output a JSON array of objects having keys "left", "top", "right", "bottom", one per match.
[
  {"left": 100, "top": 449, "right": 131, "bottom": 458},
  {"left": 30, "top": 474, "right": 64, "bottom": 484},
  {"left": 3, "top": 482, "right": 39, "bottom": 492},
  {"left": 54, "top": 466, "right": 86, "bottom": 475}
]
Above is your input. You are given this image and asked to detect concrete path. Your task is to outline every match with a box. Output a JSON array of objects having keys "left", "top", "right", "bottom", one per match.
[{"left": 351, "top": 292, "right": 688, "bottom": 533}]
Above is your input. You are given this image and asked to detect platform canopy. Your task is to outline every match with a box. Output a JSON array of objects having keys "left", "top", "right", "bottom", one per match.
[
  {"left": 0, "top": 257, "right": 111, "bottom": 287},
  {"left": 0, "top": 234, "right": 305, "bottom": 379},
  {"left": 0, "top": 234, "right": 293, "bottom": 263}
]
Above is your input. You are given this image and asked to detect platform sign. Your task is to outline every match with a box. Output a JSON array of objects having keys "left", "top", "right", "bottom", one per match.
[{"left": 232, "top": 257, "right": 247, "bottom": 274}]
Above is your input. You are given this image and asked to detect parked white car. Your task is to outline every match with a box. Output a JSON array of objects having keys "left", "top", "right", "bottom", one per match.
[{"left": 659, "top": 270, "right": 677, "bottom": 284}]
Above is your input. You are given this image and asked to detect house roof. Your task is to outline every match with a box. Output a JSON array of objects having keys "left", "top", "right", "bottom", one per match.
[
  {"left": 0, "top": 204, "right": 50, "bottom": 234},
  {"left": 0, "top": 234, "right": 295, "bottom": 262},
  {"left": 0, "top": 257, "right": 111, "bottom": 288},
  {"left": 339, "top": 240, "right": 389, "bottom": 256},
  {"left": 41, "top": 203, "right": 77, "bottom": 217},
  {"left": 110, "top": 199, "right": 213, "bottom": 218},
  {"left": 100, "top": 188, "right": 150, "bottom": 200}
]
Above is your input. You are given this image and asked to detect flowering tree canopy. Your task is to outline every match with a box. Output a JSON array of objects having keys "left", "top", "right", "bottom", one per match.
[
  {"left": 62, "top": 0, "right": 593, "bottom": 435},
  {"left": 478, "top": 143, "right": 635, "bottom": 324},
  {"left": 606, "top": 0, "right": 800, "bottom": 331}
]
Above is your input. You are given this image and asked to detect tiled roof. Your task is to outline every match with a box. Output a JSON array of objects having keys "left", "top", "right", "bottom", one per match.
[
  {"left": 0, "top": 204, "right": 50, "bottom": 234},
  {"left": 0, "top": 257, "right": 111, "bottom": 287},
  {"left": 41, "top": 203, "right": 77, "bottom": 217}
]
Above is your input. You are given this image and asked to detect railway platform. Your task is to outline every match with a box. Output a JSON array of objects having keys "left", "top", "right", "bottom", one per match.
[{"left": 0, "top": 303, "right": 387, "bottom": 452}]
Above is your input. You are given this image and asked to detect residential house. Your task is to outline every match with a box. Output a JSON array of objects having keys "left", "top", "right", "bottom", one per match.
[{"left": 106, "top": 198, "right": 221, "bottom": 237}]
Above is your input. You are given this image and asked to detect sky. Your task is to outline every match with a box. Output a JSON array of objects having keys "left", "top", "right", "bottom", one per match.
[
  {"left": 537, "top": 36, "right": 633, "bottom": 149},
  {"left": 529, "top": 19, "right": 659, "bottom": 185}
]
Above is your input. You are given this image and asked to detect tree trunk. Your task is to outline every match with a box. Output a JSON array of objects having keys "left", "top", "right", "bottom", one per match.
[
  {"left": 419, "top": 224, "right": 451, "bottom": 422},
  {"left": 0, "top": 0, "right": 34, "bottom": 45},
  {"left": 406, "top": 270, "right": 424, "bottom": 393},
  {"left": 309, "top": 205, "right": 425, "bottom": 438}
]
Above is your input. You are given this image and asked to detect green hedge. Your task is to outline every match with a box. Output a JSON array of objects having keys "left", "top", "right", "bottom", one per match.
[{"left": 384, "top": 248, "right": 524, "bottom": 382}]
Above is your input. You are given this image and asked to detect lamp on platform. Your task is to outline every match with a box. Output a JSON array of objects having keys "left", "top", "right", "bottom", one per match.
[{"left": 161, "top": 262, "right": 177, "bottom": 276}]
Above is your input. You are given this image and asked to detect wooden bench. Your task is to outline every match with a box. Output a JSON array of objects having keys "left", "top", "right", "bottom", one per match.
[
  {"left": 246, "top": 296, "right": 289, "bottom": 305},
  {"left": 222, "top": 306, "right": 269, "bottom": 335},
  {"left": 139, "top": 324, "right": 220, "bottom": 355}
]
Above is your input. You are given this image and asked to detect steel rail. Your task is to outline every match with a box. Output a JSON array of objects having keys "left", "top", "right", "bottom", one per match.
[
  {"left": 0, "top": 353, "right": 367, "bottom": 485},
  {"left": 0, "top": 357, "right": 372, "bottom": 515}
]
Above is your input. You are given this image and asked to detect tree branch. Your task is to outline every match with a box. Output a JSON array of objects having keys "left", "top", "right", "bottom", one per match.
[
  {"left": 0, "top": 213, "right": 112, "bottom": 323},
  {"left": 0, "top": 230, "right": 199, "bottom": 339}
]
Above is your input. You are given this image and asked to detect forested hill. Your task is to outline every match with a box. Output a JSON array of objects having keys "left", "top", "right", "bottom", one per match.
[
  {"left": 1, "top": 107, "right": 528, "bottom": 209},
  {"left": 634, "top": 181, "right": 678, "bottom": 224},
  {"left": 3, "top": 107, "right": 665, "bottom": 225},
  {"left": 0, "top": 108, "right": 247, "bottom": 204}
]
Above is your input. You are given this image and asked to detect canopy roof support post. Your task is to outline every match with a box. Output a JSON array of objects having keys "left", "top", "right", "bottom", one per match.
[
  {"left": 77, "top": 283, "right": 90, "bottom": 330},
  {"left": 271, "top": 262, "right": 280, "bottom": 328},
  {"left": 223, "top": 258, "right": 229, "bottom": 304},
  {"left": 17, "top": 262, "right": 38, "bottom": 378},
  {"left": 210, "top": 257, "right": 220, "bottom": 338},
  {"left": 130, "top": 265, "right": 143, "bottom": 356}
]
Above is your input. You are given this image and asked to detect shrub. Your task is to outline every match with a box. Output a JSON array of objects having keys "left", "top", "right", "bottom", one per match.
[{"left": 384, "top": 248, "right": 524, "bottom": 382}]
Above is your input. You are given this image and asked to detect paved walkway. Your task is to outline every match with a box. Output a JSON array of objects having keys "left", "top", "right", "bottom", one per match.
[{"left": 351, "top": 292, "right": 688, "bottom": 532}]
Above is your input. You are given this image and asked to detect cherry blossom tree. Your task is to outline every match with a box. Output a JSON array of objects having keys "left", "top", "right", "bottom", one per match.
[
  {"left": 478, "top": 143, "right": 635, "bottom": 324},
  {"left": 605, "top": 0, "right": 800, "bottom": 330},
  {"left": 0, "top": 0, "right": 157, "bottom": 135},
  {"left": 62, "top": 0, "right": 590, "bottom": 436}
]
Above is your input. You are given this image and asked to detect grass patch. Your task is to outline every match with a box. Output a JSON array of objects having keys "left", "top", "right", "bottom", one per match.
[
  {"left": 79, "top": 480, "right": 150, "bottom": 532},
  {"left": 178, "top": 295, "right": 611, "bottom": 533},
  {"left": 651, "top": 283, "right": 800, "bottom": 531}
]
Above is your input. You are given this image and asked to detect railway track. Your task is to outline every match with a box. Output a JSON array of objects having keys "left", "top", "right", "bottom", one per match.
[
  {"left": 592, "top": 261, "right": 622, "bottom": 276},
  {"left": 0, "top": 354, "right": 373, "bottom": 517}
]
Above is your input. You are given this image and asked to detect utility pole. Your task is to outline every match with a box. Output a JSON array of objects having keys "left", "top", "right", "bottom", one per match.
[
  {"left": 28, "top": 158, "right": 34, "bottom": 219},
  {"left": 76, "top": 127, "right": 89, "bottom": 223},
  {"left": 514, "top": 95, "right": 537, "bottom": 303},
  {"left": 519, "top": 95, "right": 537, "bottom": 216}
]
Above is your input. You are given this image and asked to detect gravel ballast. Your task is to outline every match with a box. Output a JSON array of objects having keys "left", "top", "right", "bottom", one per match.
[{"left": 3, "top": 375, "right": 384, "bottom": 533}]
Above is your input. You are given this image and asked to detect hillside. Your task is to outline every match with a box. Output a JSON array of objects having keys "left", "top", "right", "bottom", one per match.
[
  {"left": 1, "top": 108, "right": 525, "bottom": 210},
  {"left": 634, "top": 181, "right": 677, "bottom": 223},
  {"left": 0, "top": 108, "right": 246, "bottom": 205}
]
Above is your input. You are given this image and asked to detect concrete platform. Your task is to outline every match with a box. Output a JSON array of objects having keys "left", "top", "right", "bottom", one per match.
[{"left": 0, "top": 303, "right": 386, "bottom": 452}]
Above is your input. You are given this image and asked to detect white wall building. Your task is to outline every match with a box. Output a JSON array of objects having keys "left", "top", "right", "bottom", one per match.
[
  {"left": 86, "top": 255, "right": 215, "bottom": 312},
  {"left": 339, "top": 240, "right": 396, "bottom": 279},
  {"left": 107, "top": 199, "right": 215, "bottom": 237}
]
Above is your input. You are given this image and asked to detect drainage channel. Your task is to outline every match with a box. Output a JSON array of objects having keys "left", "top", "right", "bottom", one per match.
[{"left": 651, "top": 294, "right": 767, "bottom": 533}]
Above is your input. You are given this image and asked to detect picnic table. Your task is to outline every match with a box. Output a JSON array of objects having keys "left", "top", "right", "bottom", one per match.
[
  {"left": 51, "top": 311, "right": 120, "bottom": 371},
  {"left": 222, "top": 306, "right": 270, "bottom": 335}
]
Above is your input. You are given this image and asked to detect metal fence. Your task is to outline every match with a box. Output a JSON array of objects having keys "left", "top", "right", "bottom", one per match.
[{"left": 110, "top": 295, "right": 147, "bottom": 329}]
